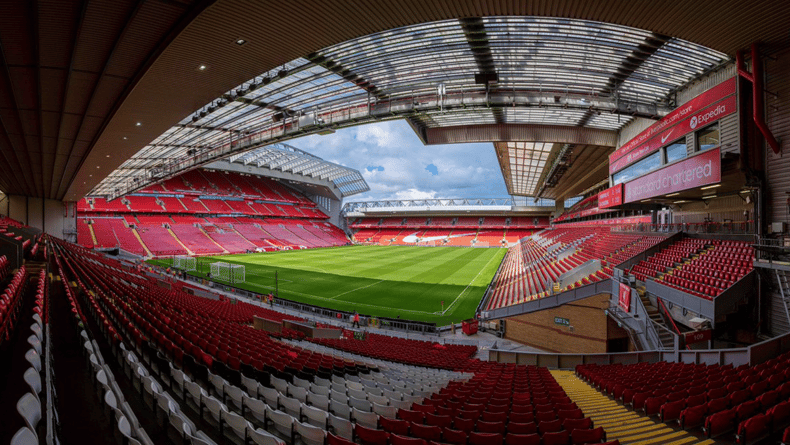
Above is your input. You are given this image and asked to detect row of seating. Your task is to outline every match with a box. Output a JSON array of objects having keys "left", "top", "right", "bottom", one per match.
[
  {"left": 578, "top": 356, "right": 790, "bottom": 442},
  {"left": 1, "top": 266, "right": 28, "bottom": 343},
  {"left": 81, "top": 216, "right": 347, "bottom": 255},
  {"left": 0, "top": 254, "right": 10, "bottom": 279},
  {"left": 351, "top": 216, "right": 549, "bottom": 230},
  {"left": 629, "top": 237, "right": 753, "bottom": 300},
  {"left": 49, "top": 235, "right": 613, "bottom": 445},
  {"left": 486, "top": 227, "right": 666, "bottom": 311},
  {"left": 9, "top": 269, "right": 46, "bottom": 444}
]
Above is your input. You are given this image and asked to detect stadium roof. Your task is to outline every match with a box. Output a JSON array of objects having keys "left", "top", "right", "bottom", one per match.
[
  {"left": 343, "top": 197, "right": 555, "bottom": 216},
  {"left": 228, "top": 143, "right": 368, "bottom": 197},
  {"left": 1, "top": 1, "right": 789, "bottom": 202},
  {"left": 91, "top": 16, "right": 728, "bottom": 200}
]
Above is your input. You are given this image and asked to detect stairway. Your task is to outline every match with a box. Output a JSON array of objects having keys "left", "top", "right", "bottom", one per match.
[
  {"left": 552, "top": 370, "right": 717, "bottom": 445},
  {"left": 198, "top": 225, "right": 229, "bottom": 254},
  {"left": 88, "top": 223, "right": 98, "bottom": 246},
  {"left": 638, "top": 288, "right": 676, "bottom": 350},
  {"left": 166, "top": 228, "right": 194, "bottom": 255},
  {"left": 130, "top": 228, "right": 153, "bottom": 257}
]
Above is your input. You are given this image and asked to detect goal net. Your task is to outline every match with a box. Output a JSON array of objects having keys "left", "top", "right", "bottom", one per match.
[
  {"left": 473, "top": 242, "right": 490, "bottom": 248},
  {"left": 173, "top": 255, "right": 196, "bottom": 271},
  {"left": 210, "top": 262, "right": 246, "bottom": 283}
]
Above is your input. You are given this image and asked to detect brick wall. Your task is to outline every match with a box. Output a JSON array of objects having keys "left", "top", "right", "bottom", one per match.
[{"left": 501, "top": 293, "right": 616, "bottom": 353}]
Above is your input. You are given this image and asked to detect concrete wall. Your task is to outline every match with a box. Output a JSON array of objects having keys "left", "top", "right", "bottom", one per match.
[
  {"left": 1, "top": 195, "right": 77, "bottom": 241},
  {"left": 503, "top": 293, "right": 617, "bottom": 353}
]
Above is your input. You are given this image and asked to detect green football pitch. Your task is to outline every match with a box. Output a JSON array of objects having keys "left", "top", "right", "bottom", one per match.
[{"left": 150, "top": 246, "right": 505, "bottom": 325}]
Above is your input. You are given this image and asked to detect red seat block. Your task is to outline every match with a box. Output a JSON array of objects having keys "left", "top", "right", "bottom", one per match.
[
  {"left": 735, "top": 413, "right": 769, "bottom": 445},
  {"left": 660, "top": 399, "right": 686, "bottom": 423},
  {"left": 703, "top": 408, "right": 736, "bottom": 438},
  {"left": 571, "top": 426, "right": 605, "bottom": 445}
]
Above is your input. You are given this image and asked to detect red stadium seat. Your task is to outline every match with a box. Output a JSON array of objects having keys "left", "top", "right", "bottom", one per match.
[{"left": 505, "top": 432, "right": 541, "bottom": 445}]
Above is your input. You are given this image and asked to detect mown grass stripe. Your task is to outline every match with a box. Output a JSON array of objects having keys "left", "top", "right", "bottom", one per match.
[{"left": 148, "top": 245, "right": 506, "bottom": 325}]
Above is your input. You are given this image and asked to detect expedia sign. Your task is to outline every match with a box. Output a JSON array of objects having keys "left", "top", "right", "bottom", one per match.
[
  {"left": 690, "top": 102, "right": 728, "bottom": 130},
  {"left": 609, "top": 78, "right": 736, "bottom": 174}
]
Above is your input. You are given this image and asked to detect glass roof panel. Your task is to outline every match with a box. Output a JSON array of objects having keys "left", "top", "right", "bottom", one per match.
[{"left": 94, "top": 15, "right": 729, "bottom": 199}]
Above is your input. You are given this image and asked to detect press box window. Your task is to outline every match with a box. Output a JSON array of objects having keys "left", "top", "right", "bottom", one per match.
[
  {"left": 665, "top": 139, "right": 687, "bottom": 164},
  {"left": 697, "top": 124, "right": 720, "bottom": 151},
  {"left": 613, "top": 151, "right": 661, "bottom": 185}
]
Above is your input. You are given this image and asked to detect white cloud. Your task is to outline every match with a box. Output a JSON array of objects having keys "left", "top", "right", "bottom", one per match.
[
  {"left": 394, "top": 189, "right": 438, "bottom": 200},
  {"left": 290, "top": 120, "right": 509, "bottom": 201}
]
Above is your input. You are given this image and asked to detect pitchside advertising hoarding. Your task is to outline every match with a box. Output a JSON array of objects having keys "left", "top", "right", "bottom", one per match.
[
  {"left": 609, "top": 78, "right": 736, "bottom": 174},
  {"left": 623, "top": 147, "right": 721, "bottom": 203},
  {"left": 598, "top": 184, "right": 623, "bottom": 209}
]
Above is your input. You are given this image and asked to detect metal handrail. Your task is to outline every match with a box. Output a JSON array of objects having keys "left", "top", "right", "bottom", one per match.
[{"left": 656, "top": 297, "right": 688, "bottom": 350}]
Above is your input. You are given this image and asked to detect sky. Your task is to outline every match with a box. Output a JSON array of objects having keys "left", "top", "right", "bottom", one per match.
[{"left": 290, "top": 119, "right": 510, "bottom": 202}]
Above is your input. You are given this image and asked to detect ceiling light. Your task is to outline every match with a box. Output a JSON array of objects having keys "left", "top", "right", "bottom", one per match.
[
  {"left": 235, "top": 39, "right": 246, "bottom": 45},
  {"left": 703, "top": 195, "right": 717, "bottom": 200},
  {"left": 198, "top": 64, "right": 207, "bottom": 71},
  {"left": 106, "top": 155, "right": 110, "bottom": 158},
  {"left": 135, "top": 122, "right": 141, "bottom": 126},
  {"left": 123, "top": 136, "right": 127, "bottom": 140},
  {"left": 701, "top": 184, "right": 721, "bottom": 190},
  {"left": 640, "top": 199, "right": 651, "bottom": 202},
  {"left": 665, "top": 192, "right": 679, "bottom": 197},
  {"left": 96, "top": 165, "right": 100, "bottom": 168},
  {"left": 673, "top": 200, "right": 688, "bottom": 204}
]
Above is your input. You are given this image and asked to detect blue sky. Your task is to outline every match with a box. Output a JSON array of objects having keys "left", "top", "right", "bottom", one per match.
[{"left": 290, "top": 120, "right": 509, "bottom": 202}]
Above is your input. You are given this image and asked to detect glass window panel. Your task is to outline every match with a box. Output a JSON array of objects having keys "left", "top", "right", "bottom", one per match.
[
  {"left": 665, "top": 140, "right": 687, "bottom": 163},
  {"left": 697, "top": 124, "right": 720, "bottom": 151},
  {"left": 613, "top": 151, "right": 662, "bottom": 185}
]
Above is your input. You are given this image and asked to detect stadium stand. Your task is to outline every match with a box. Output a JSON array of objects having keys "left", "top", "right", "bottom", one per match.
[
  {"left": 78, "top": 169, "right": 342, "bottom": 256},
  {"left": 485, "top": 225, "right": 667, "bottom": 310},
  {"left": 577, "top": 356, "right": 790, "bottom": 441},
  {"left": 352, "top": 216, "right": 547, "bottom": 247},
  {"left": 22, "top": 235, "right": 595, "bottom": 445},
  {"left": 629, "top": 238, "right": 754, "bottom": 300}
]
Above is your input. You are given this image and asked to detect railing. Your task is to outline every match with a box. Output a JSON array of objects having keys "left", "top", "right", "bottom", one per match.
[
  {"left": 488, "top": 328, "right": 790, "bottom": 370},
  {"left": 645, "top": 269, "right": 755, "bottom": 328},
  {"left": 481, "top": 279, "right": 612, "bottom": 320},
  {"left": 657, "top": 297, "right": 687, "bottom": 350},
  {"left": 613, "top": 222, "right": 754, "bottom": 235},
  {"left": 605, "top": 304, "right": 649, "bottom": 351}
]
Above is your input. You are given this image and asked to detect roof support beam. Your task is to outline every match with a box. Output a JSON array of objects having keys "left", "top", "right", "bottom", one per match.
[
  {"left": 306, "top": 52, "right": 388, "bottom": 101},
  {"left": 577, "top": 32, "right": 671, "bottom": 128},
  {"left": 422, "top": 124, "right": 617, "bottom": 146},
  {"left": 459, "top": 17, "right": 504, "bottom": 124}
]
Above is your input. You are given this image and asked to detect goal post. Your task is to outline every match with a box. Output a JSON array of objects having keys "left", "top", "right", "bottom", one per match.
[
  {"left": 210, "top": 262, "right": 245, "bottom": 284},
  {"left": 173, "top": 255, "right": 196, "bottom": 271}
]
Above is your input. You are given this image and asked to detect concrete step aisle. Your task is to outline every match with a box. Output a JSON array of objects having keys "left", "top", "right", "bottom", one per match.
[{"left": 551, "top": 370, "right": 721, "bottom": 445}]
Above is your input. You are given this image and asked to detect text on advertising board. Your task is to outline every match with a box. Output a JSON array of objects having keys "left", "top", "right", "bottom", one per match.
[
  {"left": 609, "top": 78, "right": 735, "bottom": 164},
  {"left": 609, "top": 94, "right": 736, "bottom": 174},
  {"left": 623, "top": 148, "right": 721, "bottom": 203},
  {"left": 598, "top": 184, "right": 623, "bottom": 209}
]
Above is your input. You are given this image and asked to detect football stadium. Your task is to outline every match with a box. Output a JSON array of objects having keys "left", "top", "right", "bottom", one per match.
[{"left": 2, "top": 2, "right": 790, "bottom": 445}]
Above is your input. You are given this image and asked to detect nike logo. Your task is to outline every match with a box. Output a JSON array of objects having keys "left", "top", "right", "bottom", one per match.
[{"left": 661, "top": 132, "right": 671, "bottom": 143}]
